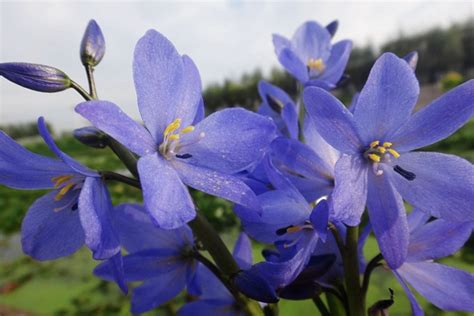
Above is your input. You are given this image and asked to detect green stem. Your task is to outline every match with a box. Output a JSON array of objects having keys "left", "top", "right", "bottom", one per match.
[
  {"left": 100, "top": 171, "right": 141, "bottom": 189},
  {"left": 342, "top": 226, "right": 365, "bottom": 316},
  {"left": 71, "top": 80, "right": 93, "bottom": 101},
  {"left": 313, "top": 295, "right": 331, "bottom": 316},
  {"left": 105, "top": 137, "right": 139, "bottom": 178},
  {"left": 325, "top": 292, "right": 346, "bottom": 316},
  {"left": 361, "top": 253, "right": 383, "bottom": 296},
  {"left": 85, "top": 65, "right": 98, "bottom": 99}
]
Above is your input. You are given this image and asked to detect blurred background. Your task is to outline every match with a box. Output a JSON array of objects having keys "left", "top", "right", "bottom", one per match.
[{"left": 0, "top": 1, "right": 473, "bottom": 315}]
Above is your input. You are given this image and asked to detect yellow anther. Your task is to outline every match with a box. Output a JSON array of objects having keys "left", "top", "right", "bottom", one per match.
[
  {"left": 388, "top": 148, "right": 400, "bottom": 158},
  {"left": 383, "top": 142, "right": 393, "bottom": 148},
  {"left": 368, "top": 154, "right": 381, "bottom": 162},
  {"left": 163, "top": 118, "right": 182, "bottom": 136},
  {"left": 370, "top": 140, "right": 380, "bottom": 148},
  {"left": 52, "top": 175, "right": 73, "bottom": 188},
  {"left": 307, "top": 58, "right": 325, "bottom": 72},
  {"left": 168, "top": 134, "right": 180, "bottom": 141},
  {"left": 286, "top": 226, "right": 303, "bottom": 234},
  {"left": 180, "top": 126, "right": 195, "bottom": 134},
  {"left": 54, "top": 182, "right": 76, "bottom": 201},
  {"left": 377, "top": 147, "right": 387, "bottom": 154}
]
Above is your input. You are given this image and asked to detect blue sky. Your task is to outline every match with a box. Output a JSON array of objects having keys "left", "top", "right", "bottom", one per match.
[{"left": 1, "top": 0, "right": 472, "bottom": 130}]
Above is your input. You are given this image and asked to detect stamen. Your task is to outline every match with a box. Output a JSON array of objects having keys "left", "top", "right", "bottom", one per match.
[
  {"left": 163, "top": 118, "right": 182, "bottom": 136},
  {"left": 54, "top": 182, "right": 76, "bottom": 201},
  {"left": 180, "top": 126, "right": 195, "bottom": 134},
  {"left": 387, "top": 148, "right": 400, "bottom": 158},
  {"left": 383, "top": 142, "right": 393, "bottom": 148},
  {"left": 176, "top": 153, "right": 192, "bottom": 159},
  {"left": 377, "top": 147, "right": 387, "bottom": 154},
  {"left": 370, "top": 140, "right": 380, "bottom": 148},
  {"left": 307, "top": 58, "right": 325, "bottom": 72},
  {"left": 52, "top": 175, "right": 74, "bottom": 188},
  {"left": 393, "top": 165, "right": 416, "bottom": 181},
  {"left": 286, "top": 226, "right": 303, "bottom": 234},
  {"left": 276, "top": 226, "right": 293, "bottom": 236},
  {"left": 368, "top": 154, "right": 381, "bottom": 162},
  {"left": 168, "top": 134, "right": 180, "bottom": 141}
]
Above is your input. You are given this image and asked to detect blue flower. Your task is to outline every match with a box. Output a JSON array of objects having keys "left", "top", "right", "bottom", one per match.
[
  {"left": 304, "top": 52, "right": 474, "bottom": 269},
  {"left": 80, "top": 19, "right": 106, "bottom": 67},
  {"left": 392, "top": 210, "right": 474, "bottom": 314},
  {"left": 76, "top": 30, "right": 277, "bottom": 229},
  {"left": 0, "top": 118, "right": 119, "bottom": 261},
  {"left": 179, "top": 233, "right": 254, "bottom": 316},
  {"left": 94, "top": 203, "right": 200, "bottom": 314},
  {"left": 273, "top": 20, "right": 352, "bottom": 89}
]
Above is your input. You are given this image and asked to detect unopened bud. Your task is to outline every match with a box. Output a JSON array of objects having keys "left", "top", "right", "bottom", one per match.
[
  {"left": 73, "top": 126, "right": 107, "bottom": 149},
  {"left": 368, "top": 288, "right": 394, "bottom": 316},
  {"left": 0, "top": 63, "right": 71, "bottom": 92},
  {"left": 80, "top": 19, "right": 105, "bottom": 67},
  {"left": 403, "top": 51, "right": 418, "bottom": 71}
]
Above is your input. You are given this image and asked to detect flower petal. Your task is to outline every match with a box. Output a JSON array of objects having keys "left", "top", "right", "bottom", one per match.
[
  {"left": 353, "top": 53, "right": 420, "bottom": 143},
  {"left": 398, "top": 262, "right": 474, "bottom": 312},
  {"left": 304, "top": 86, "right": 363, "bottom": 154},
  {"left": 131, "top": 266, "right": 187, "bottom": 314},
  {"left": 233, "top": 233, "right": 253, "bottom": 270},
  {"left": 272, "top": 33, "right": 291, "bottom": 55},
  {"left": 325, "top": 20, "right": 338, "bottom": 38},
  {"left": 179, "top": 300, "right": 236, "bottom": 316},
  {"left": 388, "top": 152, "right": 474, "bottom": 222},
  {"left": 133, "top": 30, "right": 201, "bottom": 142},
  {"left": 303, "top": 115, "right": 341, "bottom": 169},
  {"left": 79, "top": 177, "right": 120, "bottom": 260},
  {"left": 291, "top": 21, "right": 332, "bottom": 62},
  {"left": 392, "top": 270, "right": 424, "bottom": 316},
  {"left": 282, "top": 103, "right": 299, "bottom": 139},
  {"left": 21, "top": 191, "right": 84, "bottom": 260},
  {"left": 75, "top": 100, "right": 156, "bottom": 156},
  {"left": 407, "top": 219, "right": 472, "bottom": 262},
  {"left": 38, "top": 117, "right": 97, "bottom": 177},
  {"left": 277, "top": 47, "right": 309, "bottom": 83},
  {"left": 183, "top": 108, "right": 277, "bottom": 174},
  {"left": 173, "top": 161, "right": 261, "bottom": 212},
  {"left": 390, "top": 80, "right": 474, "bottom": 152},
  {"left": 331, "top": 155, "right": 368, "bottom": 226},
  {"left": 0, "top": 131, "right": 70, "bottom": 189},
  {"left": 318, "top": 40, "right": 352, "bottom": 86},
  {"left": 367, "top": 170, "right": 408, "bottom": 269},
  {"left": 138, "top": 154, "right": 195, "bottom": 229}
]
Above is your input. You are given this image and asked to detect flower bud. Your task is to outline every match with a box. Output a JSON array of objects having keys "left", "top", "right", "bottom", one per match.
[
  {"left": 368, "top": 288, "right": 394, "bottom": 316},
  {"left": 80, "top": 20, "right": 105, "bottom": 67},
  {"left": 0, "top": 62, "right": 71, "bottom": 92},
  {"left": 73, "top": 126, "right": 108, "bottom": 149},
  {"left": 403, "top": 51, "right": 418, "bottom": 71}
]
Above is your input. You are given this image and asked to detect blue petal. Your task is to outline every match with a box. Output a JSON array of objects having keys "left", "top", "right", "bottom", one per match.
[
  {"left": 133, "top": 30, "right": 201, "bottom": 142},
  {"left": 173, "top": 161, "right": 261, "bottom": 212},
  {"left": 282, "top": 103, "right": 299, "bottom": 139},
  {"left": 304, "top": 87, "right": 363, "bottom": 154},
  {"left": 291, "top": 21, "right": 332, "bottom": 62},
  {"left": 37, "top": 117, "right": 97, "bottom": 177},
  {"left": 392, "top": 270, "right": 424, "bottom": 316},
  {"left": 325, "top": 20, "right": 338, "bottom": 38},
  {"left": 303, "top": 115, "right": 340, "bottom": 170},
  {"left": 179, "top": 300, "right": 236, "bottom": 316},
  {"left": 367, "top": 170, "right": 408, "bottom": 269},
  {"left": 233, "top": 268, "right": 279, "bottom": 303},
  {"left": 193, "top": 98, "right": 205, "bottom": 124},
  {"left": 193, "top": 264, "right": 232, "bottom": 300},
  {"left": 277, "top": 48, "right": 309, "bottom": 83},
  {"left": 310, "top": 199, "right": 329, "bottom": 242},
  {"left": 131, "top": 266, "right": 187, "bottom": 314},
  {"left": 138, "top": 154, "right": 195, "bottom": 229},
  {"left": 407, "top": 208, "right": 430, "bottom": 233},
  {"left": 233, "top": 233, "right": 253, "bottom": 270},
  {"left": 272, "top": 34, "right": 291, "bottom": 55},
  {"left": 240, "top": 189, "right": 310, "bottom": 243},
  {"left": 78, "top": 177, "right": 120, "bottom": 260},
  {"left": 398, "top": 262, "right": 474, "bottom": 312},
  {"left": 112, "top": 203, "right": 193, "bottom": 253},
  {"left": 390, "top": 80, "right": 474, "bottom": 152},
  {"left": 75, "top": 101, "right": 156, "bottom": 156},
  {"left": 101, "top": 252, "right": 128, "bottom": 294},
  {"left": 186, "top": 261, "right": 201, "bottom": 296},
  {"left": 331, "top": 155, "right": 368, "bottom": 226},
  {"left": 402, "top": 51, "right": 418, "bottom": 71},
  {"left": 21, "top": 191, "right": 84, "bottom": 260},
  {"left": 352, "top": 53, "right": 420, "bottom": 144},
  {"left": 183, "top": 108, "right": 277, "bottom": 174},
  {"left": 0, "top": 131, "right": 71, "bottom": 189},
  {"left": 407, "top": 219, "right": 472, "bottom": 262},
  {"left": 318, "top": 40, "right": 352, "bottom": 86},
  {"left": 388, "top": 152, "right": 474, "bottom": 222}
]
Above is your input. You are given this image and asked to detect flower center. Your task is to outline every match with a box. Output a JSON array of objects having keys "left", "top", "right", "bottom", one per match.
[
  {"left": 159, "top": 118, "right": 204, "bottom": 160},
  {"left": 51, "top": 174, "right": 82, "bottom": 211},
  {"left": 307, "top": 58, "right": 325, "bottom": 72},
  {"left": 363, "top": 140, "right": 415, "bottom": 180}
]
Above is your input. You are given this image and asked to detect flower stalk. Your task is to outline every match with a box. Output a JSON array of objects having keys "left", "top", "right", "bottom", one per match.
[{"left": 342, "top": 226, "right": 365, "bottom": 316}]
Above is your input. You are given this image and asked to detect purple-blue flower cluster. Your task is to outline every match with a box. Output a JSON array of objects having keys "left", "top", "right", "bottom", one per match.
[{"left": 0, "top": 18, "right": 473, "bottom": 316}]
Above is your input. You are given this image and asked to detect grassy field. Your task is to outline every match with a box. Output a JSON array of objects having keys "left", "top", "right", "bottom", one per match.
[{"left": 0, "top": 119, "right": 473, "bottom": 315}]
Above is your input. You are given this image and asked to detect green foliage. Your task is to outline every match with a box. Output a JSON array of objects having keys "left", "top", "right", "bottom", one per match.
[{"left": 440, "top": 71, "right": 464, "bottom": 92}]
